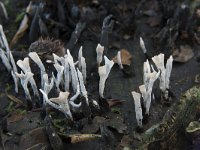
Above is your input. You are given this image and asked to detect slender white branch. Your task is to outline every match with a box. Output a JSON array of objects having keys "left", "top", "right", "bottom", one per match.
[
  {"left": 98, "top": 56, "right": 114, "bottom": 98},
  {"left": 96, "top": 44, "right": 104, "bottom": 66},
  {"left": 131, "top": 91, "right": 143, "bottom": 127}
]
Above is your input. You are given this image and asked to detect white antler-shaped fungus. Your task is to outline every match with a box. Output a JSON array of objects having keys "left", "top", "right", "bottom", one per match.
[
  {"left": 96, "top": 44, "right": 104, "bottom": 66},
  {"left": 117, "top": 51, "right": 123, "bottom": 69},
  {"left": 140, "top": 37, "right": 147, "bottom": 54},
  {"left": 77, "top": 69, "right": 88, "bottom": 105},
  {"left": 52, "top": 63, "right": 64, "bottom": 92},
  {"left": 29, "top": 52, "right": 46, "bottom": 88},
  {"left": 17, "top": 57, "right": 39, "bottom": 97},
  {"left": 0, "top": 48, "right": 11, "bottom": 71},
  {"left": 78, "top": 46, "right": 87, "bottom": 83},
  {"left": 131, "top": 91, "right": 143, "bottom": 127},
  {"left": 98, "top": 56, "right": 114, "bottom": 98},
  {"left": 15, "top": 71, "right": 33, "bottom": 100},
  {"left": 40, "top": 89, "right": 73, "bottom": 120},
  {"left": 67, "top": 50, "right": 79, "bottom": 92},
  {"left": 152, "top": 54, "right": 173, "bottom": 94}
]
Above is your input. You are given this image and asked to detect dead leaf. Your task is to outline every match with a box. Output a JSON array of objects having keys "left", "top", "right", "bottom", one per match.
[
  {"left": 7, "top": 112, "right": 24, "bottom": 125},
  {"left": 10, "top": 2, "right": 33, "bottom": 48},
  {"left": 108, "top": 99, "right": 126, "bottom": 107},
  {"left": 6, "top": 93, "right": 24, "bottom": 106},
  {"left": 69, "top": 134, "right": 101, "bottom": 143},
  {"left": 172, "top": 45, "right": 194, "bottom": 63},
  {"left": 112, "top": 49, "right": 132, "bottom": 66}
]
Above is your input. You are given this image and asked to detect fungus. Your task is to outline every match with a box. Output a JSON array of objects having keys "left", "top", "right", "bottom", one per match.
[
  {"left": 43, "top": 74, "right": 54, "bottom": 96},
  {"left": 117, "top": 51, "right": 123, "bottom": 69},
  {"left": 17, "top": 57, "right": 39, "bottom": 97},
  {"left": 142, "top": 60, "right": 160, "bottom": 115},
  {"left": 98, "top": 56, "right": 114, "bottom": 98},
  {"left": 152, "top": 54, "right": 173, "bottom": 98},
  {"left": 52, "top": 63, "right": 64, "bottom": 92},
  {"left": 40, "top": 89, "right": 73, "bottom": 120},
  {"left": 0, "top": 25, "right": 10, "bottom": 55},
  {"left": 67, "top": 50, "right": 79, "bottom": 92},
  {"left": 140, "top": 37, "right": 147, "bottom": 54},
  {"left": 0, "top": 48, "right": 11, "bottom": 71},
  {"left": 29, "top": 52, "right": 46, "bottom": 88},
  {"left": 131, "top": 91, "right": 143, "bottom": 127},
  {"left": 78, "top": 46, "right": 87, "bottom": 83},
  {"left": 15, "top": 71, "right": 33, "bottom": 100},
  {"left": 96, "top": 44, "right": 104, "bottom": 66},
  {"left": 63, "top": 55, "right": 70, "bottom": 91},
  {"left": 77, "top": 69, "right": 88, "bottom": 105}
]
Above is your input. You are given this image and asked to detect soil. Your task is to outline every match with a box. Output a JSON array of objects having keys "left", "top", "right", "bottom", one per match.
[{"left": 0, "top": 0, "right": 200, "bottom": 150}]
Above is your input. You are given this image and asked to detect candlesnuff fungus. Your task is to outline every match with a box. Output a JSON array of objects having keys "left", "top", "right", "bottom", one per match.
[
  {"left": 69, "top": 84, "right": 81, "bottom": 108},
  {"left": 78, "top": 46, "right": 87, "bottom": 83},
  {"left": 0, "top": 48, "right": 11, "bottom": 71},
  {"left": 77, "top": 69, "right": 89, "bottom": 105},
  {"left": 39, "top": 89, "right": 73, "bottom": 120},
  {"left": 15, "top": 71, "right": 33, "bottom": 100},
  {"left": 96, "top": 44, "right": 104, "bottom": 66},
  {"left": 98, "top": 56, "right": 114, "bottom": 98},
  {"left": 29, "top": 52, "right": 46, "bottom": 88},
  {"left": 152, "top": 54, "right": 173, "bottom": 98},
  {"left": 141, "top": 59, "right": 160, "bottom": 115},
  {"left": 52, "top": 62, "right": 64, "bottom": 92},
  {"left": 0, "top": 25, "right": 10, "bottom": 56},
  {"left": 9, "top": 51, "right": 19, "bottom": 93},
  {"left": 117, "top": 51, "right": 123, "bottom": 69},
  {"left": 0, "top": 25, "right": 19, "bottom": 93},
  {"left": 140, "top": 37, "right": 147, "bottom": 54},
  {"left": 42, "top": 73, "right": 54, "bottom": 105},
  {"left": 67, "top": 49, "right": 79, "bottom": 92},
  {"left": 63, "top": 55, "right": 70, "bottom": 91},
  {"left": 131, "top": 91, "right": 143, "bottom": 127},
  {"left": 17, "top": 57, "right": 39, "bottom": 97}
]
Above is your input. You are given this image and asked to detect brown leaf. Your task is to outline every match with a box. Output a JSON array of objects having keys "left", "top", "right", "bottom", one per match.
[
  {"left": 10, "top": 2, "right": 33, "bottom": 48},
  {"left": 108, "top": 99, "right": 126, "bottom": 107},
  {"left": 112, "top": 49, "right": 132, "bottom": 66},
  {"left": 6, "top": 93, "right": 24, "bottom": 106},
  {"left": 69, "top": 134, "right": 101, "bottom": 143},
  {"left": 172, "top": 45, "right": 194, "bottom": 63}
]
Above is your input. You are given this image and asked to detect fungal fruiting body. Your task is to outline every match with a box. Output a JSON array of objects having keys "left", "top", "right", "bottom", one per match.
[
  {"left": 15, "top": 71, "right": 34, "bottom": 100},
  {"left": 96, "top": 44, "right": 104, "bottom": 66},
  {"left": 117, "top": 51, "right": 123, "bottom": 69},
  {"left": 17, "top": 57, "right": 39, "bottom": 97},
  {"left": 131, "top": 91, "right": 143, "bottom": 127},
  {"left": 40, "top": 89, "right": 73, "bottom": 120},
  {"left": 29, "top": 52, "right": 46, "bottom": 88},
  {"left": 98, "top": 56, "right": 114, "bottom": 98},
  {"left": 77, "top": 69, "right": 89, "bottom": 105},
  {"left": 152, "top": 54, "right": 173, "bottom": 98},
  {"left": 78, "top": 46, "right": 87, "bottom": 83},
  {"left": 140, "top": 37, "right": 147, "bottom": 54}
]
